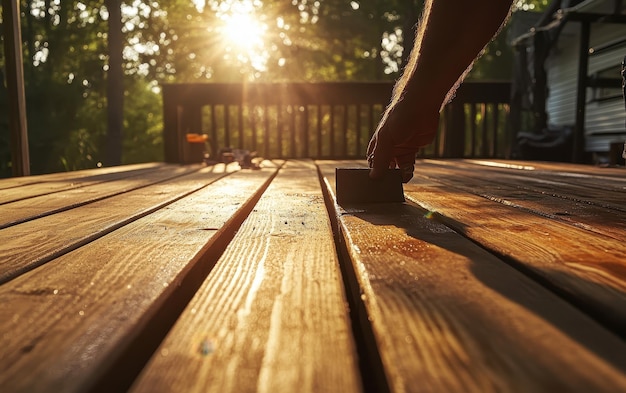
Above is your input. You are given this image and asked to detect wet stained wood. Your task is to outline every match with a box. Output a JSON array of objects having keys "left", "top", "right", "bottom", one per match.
[
  {"left": 317, "top": 160, "right": 626, "bottom": 393},
  {"left": 0, "top": 165, "right": 279, "bottom": 393},
  {"left": 0, "top": 165, "right": 233, "bottom": 283},
  {"left": 445, "top": 159, "right": 626, "bottom": 203},
  {"left": 2, "top": 159, "right": 625, "bottom": 393},
  {"left": 0, "top": 163, "right": 164, "bottom": 191},
  {"left": 463, "top": 159, "right": 626, "bottom": 180},
  {"left": 0, "top": 164, "right": 202, "bottom": 229},
  {"left": 0, "top": 162, "right": 166, "bottom": 203},
  {"left": 414, "top": 160, "right": 626, "bottom": 238},
  {"left": 405, "top": 160, "right": 626, "bottom": 332},
  {"left": 132, "top": 160, "right": 361, "bottom": 393}
]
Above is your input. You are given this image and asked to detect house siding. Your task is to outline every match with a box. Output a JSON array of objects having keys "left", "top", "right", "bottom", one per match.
[{"left": 544, "top": 14, "right": 626, "bottom": 153}]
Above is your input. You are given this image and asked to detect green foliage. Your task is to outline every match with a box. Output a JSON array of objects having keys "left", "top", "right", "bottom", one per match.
[
  {"left": 1, "top": 0, "right": 549, "bottom": 176},
  {"left": 469, "top": 0, "right": 551, "bottom": 81},
  {"left": 121, "top": 80, "right": 163, "bottom": 163}
]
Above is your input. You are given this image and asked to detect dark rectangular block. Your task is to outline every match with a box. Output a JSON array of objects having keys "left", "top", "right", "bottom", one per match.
[{"left": 335, "top": 168, "right": 405, "bottom": 204}]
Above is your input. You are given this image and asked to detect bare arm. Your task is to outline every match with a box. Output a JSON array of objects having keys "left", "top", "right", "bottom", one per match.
[{"left": 368, "top": 0, "right": 514, "bottom": 181}]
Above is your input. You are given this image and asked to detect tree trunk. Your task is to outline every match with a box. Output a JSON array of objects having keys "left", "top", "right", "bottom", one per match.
[
  {"left": 2, "top": 0, "right": 30, "bottom": 176},
  {"left": 105, "top": 0, "right": 124, "bottom": 166}
]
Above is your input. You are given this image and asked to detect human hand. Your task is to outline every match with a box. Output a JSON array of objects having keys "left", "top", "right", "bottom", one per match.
[
  {"left": 366, "top": 104, "right": 439, "bottom": 183},
  {"left": 366, "top": 134, "right": 416, "bottom": 183}
]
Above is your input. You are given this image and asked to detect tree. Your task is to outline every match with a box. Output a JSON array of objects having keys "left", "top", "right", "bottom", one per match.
[
  {"left": 1, "top": 0, "right": 552, "bottom": 177},
  {"left": 105, "top": 0, "right": 124, "bottom": 166}
]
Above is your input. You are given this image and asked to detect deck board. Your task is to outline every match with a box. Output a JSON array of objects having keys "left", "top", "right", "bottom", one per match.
[
  {"left": 1, "top": 159, "right": 624, "bottom": 392},
  {"left": 406, "top": 160, "right": 626, "bottom": 333},
  {"left": 132, "top": 160, "right": 361, "bottom": 393},
  {"left": 0, "top": 165, "right": 279, "bottom": 393},
  {"left": 415, "top": 160, "right": 626, "bottom": 238},
  {"left": 437, "top": 159, "right": 626, "bottom": 206},
  {"left": 0, "top": 165, "right": 232, "bottom": 283},
  {"left": 0, "top": 163, "right": 168, "bottom": 204},
  {"left": 0, "top": 162, "right": 164, "bottom": 191},
  {"left": 317, "top": 160, "right": 626, "bottom": 393},
  {"left": 0, "top": 164, "right": 203, "bottom": 229}
]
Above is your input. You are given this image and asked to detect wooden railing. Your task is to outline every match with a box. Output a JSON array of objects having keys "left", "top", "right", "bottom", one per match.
[{"left": 162, "top": 81, "right": 511, "bottom": 163}]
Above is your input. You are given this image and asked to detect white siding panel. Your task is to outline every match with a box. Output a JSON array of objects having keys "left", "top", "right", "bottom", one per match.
[
  {"left": 545, "top": 21, "right": 626, "bottom": 152},
  {"left": 585, "top": 23, "right": 626, "bottom": 151},
  {"left": 545, "top": 24, "right": 579, "bottom": 127}
]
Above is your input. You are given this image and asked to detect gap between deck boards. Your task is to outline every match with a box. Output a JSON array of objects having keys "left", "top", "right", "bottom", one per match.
[
  {"left": 316, "top": 163, "right": 391, "bottom": 393},
  {"left": 89, "top": 163, "right": 284, "bottom": 393},
  {"left": 4, "top": 159, "right": 625, "bottom": 393}
]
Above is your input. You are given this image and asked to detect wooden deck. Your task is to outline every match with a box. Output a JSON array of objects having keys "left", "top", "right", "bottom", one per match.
[{"left": 1, "top": 159, "right": 625, "bottom": 392}]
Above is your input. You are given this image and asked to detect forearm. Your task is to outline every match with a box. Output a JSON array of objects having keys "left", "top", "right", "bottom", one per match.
[{"left": 394, "top": 1, "right": 513, "bottom": 109}]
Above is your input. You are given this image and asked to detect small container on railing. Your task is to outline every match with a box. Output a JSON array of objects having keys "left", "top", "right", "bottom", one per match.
[{"left": 183, "top": 133, "right": 208, "bottom": 164}]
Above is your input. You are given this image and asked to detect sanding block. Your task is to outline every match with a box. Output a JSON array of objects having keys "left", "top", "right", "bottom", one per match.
[{"left": 335, "top": 168, "right": 405, "bottom": 204}]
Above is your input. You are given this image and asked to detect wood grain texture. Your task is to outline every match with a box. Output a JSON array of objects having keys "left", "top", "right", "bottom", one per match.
[
  {"left": 132, "top": 160, "right": 362, "bottom": 393},
  {"left": 0, "top": 162, "right": 163, "bottom": 190},
  {"left": 415, "top": 160, "right": 626, "bottom": 238},
  {"left": 0, "top": 165, "right": 231, "bottom": 283},
  {"left": 463, "top": 159, "right": 626, "bottom": 181},
  {"left": 0, "top": 163, "right": 166, "bottom": 202},
  {"left": 405, "top": 160, "right": 626, "bottom": 332},
  {"left": 0, "top": 165, "right": 200, "bottom": 229},
  {"left": 317, "top": 160, "right": 626, "bottom": 393},
  {"left": 427, "top": 159, "right": 626, "bottom": 208},
  {"left": 0, "top": 166, "right": 279, "bottom": 393}
]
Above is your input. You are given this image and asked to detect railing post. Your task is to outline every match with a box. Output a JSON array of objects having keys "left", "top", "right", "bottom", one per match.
[
  {"left": 573, "top": 20, "right": 591, "bottom": 163},
  {"left": 162, "top": 85, "right": 179, "bottom": 163},
  {"left": 444, "top": 101, "right": 466, "bottom": 158}
]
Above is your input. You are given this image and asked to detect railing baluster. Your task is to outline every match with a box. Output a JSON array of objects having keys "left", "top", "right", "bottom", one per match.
[
  {"left": 238, "top": 104, "right": 244, "bottom": 149},
  {"left": 342, "top": 105, "right": 348, "bottom": 157},
  {"left": 162, "top": 82, "right": 510, "bottom": 162},
  {"left": 330, "top": 105, "right": 335, "bottom": 157},
  {"left": 224, "top": 105, "right": 231, "bottom": 148},
  {"left": 251, "top": 106, "right": 258, "bottom": 152},
  {"left": 277, "top": 105, "right": 283, "bottom": 158},
  {"left": 481, "top": 104, "right": 488, "bottom": 157},
  {"left": 367, "top": 104, "right": 374, "bottom": 158},
  {"left": 264, "top": 104, "right": 269, "bottom": 158},
  {"left": 210, "top": 104, "right": 217, "bottom": 158},
  {"left": 356, "top": 104, "right": 363, "bottom": 156},
  {"left": 290, "top": 106, "right": 296, "bottom": 157},
  {"left": 317, "top": 105, "right": 322, "bottom": 158},
  {"left": 303, "top": 105, "right": 309, "bottom": 158},
  {"left": 470, "top": 104, "right": 477, "bottom": 157},
  {"left": 492, "top": 103, "right": 500, "bottom": 157}
]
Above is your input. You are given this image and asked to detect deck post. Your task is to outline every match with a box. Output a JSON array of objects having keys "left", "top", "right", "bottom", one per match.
[
  {"left": 573, "top": 20, "right": 590, "bottom": 163},
  {"left": 446, "top": 101, "right": 466, "bottom": 157},
  {"left": 162, "top": 85, "right": 180, "bottom": 163},
  {"left": 2, "top": 0, "right": 30, "bottom": 176}
]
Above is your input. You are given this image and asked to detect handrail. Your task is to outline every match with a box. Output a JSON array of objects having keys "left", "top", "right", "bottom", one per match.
[{"left": 162, "top": 81, "right": 511, "bottom": 163}]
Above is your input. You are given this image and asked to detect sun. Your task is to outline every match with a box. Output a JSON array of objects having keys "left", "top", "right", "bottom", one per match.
[
  {"left": 222, "top": 11, "right": 266, "bottom": 51},
  {"left": 214, "top": 0, "right": 269, "bottom": 73}
]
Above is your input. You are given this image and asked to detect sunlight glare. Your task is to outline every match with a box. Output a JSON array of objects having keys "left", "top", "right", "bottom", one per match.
[
  {"left": 222, "top": 11, "right": 266, "bottom": 51},
  {"left": 212, "top": 0, "right": 269, "bottom": 75}
]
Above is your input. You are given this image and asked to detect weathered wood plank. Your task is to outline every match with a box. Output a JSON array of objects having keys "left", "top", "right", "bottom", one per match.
[
  {"left": 458, "top": 159, "right": 626, "bottom": 193},
  {"left": 0, "top": 162, "right": 163, "bottom": 190},
  {"left": 317, "top": 160, "right": 626, "bottom": 393},
  {"left": 0, "top": 164, "right": 201, "bottom": 229},
  {"left": 0, "top": 165, "right": 280, "bottom": 393},
  {"left": 414, "top": 160, "right": 626, "bottom": 239},
  {"left": 464, "top": 159, "right": 626, "bottom": 177},
  {"left": 0, "top": 163, "right": 169, "bottom": 204},
  {"left": 132, "top": 160, "right": 362, "bottom": 393},
  {"left": 405, "top": 162, "right": 626, "bottom": 334},
  {"left": 0, "top": 165, "right": 232, "bottom": 283}
]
